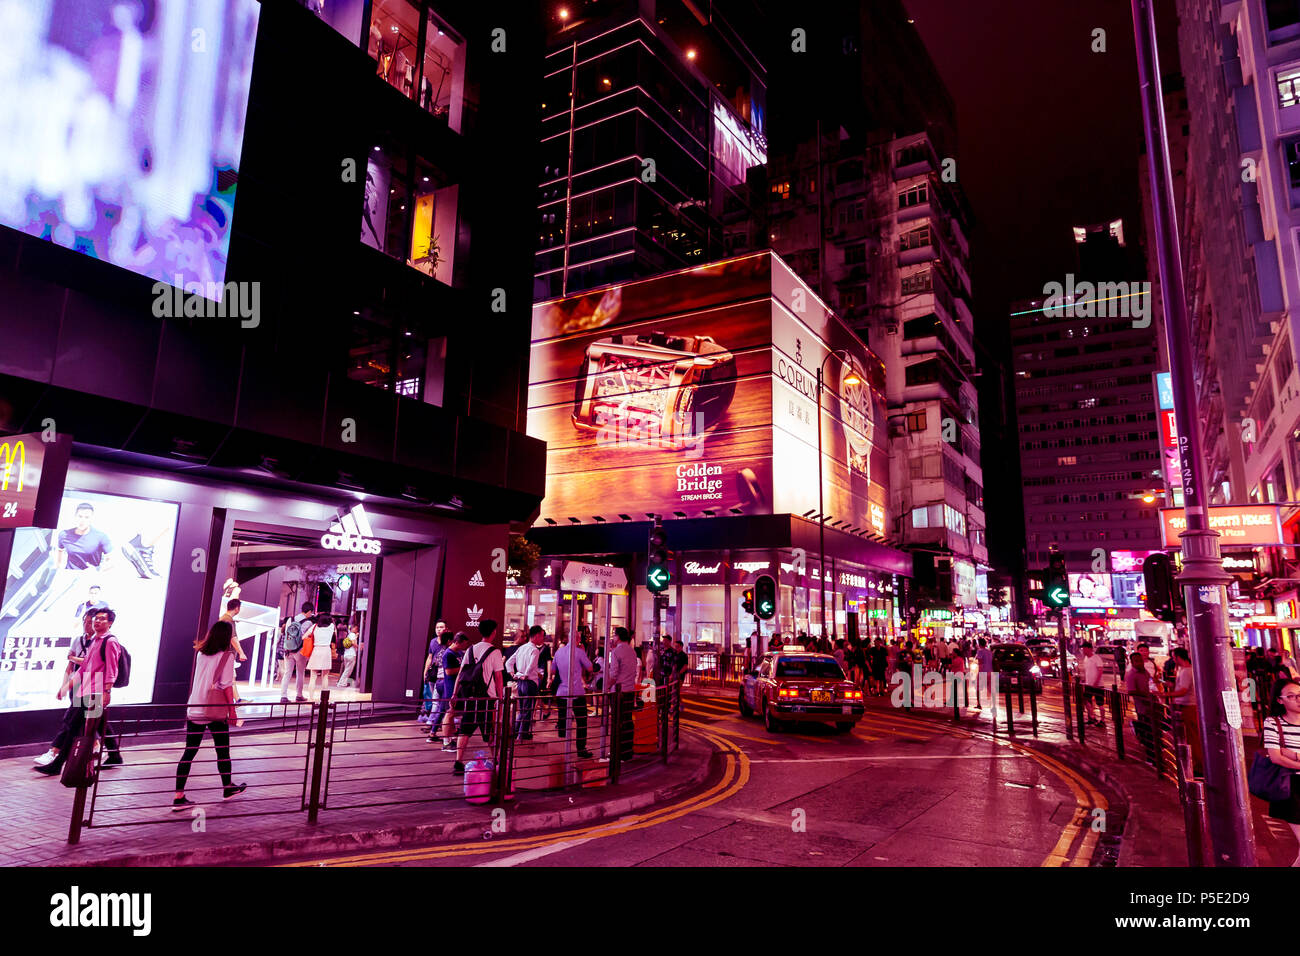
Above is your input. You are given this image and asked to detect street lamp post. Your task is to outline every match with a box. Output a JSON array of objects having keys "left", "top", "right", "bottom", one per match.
[
  {"left": 815, "top": 349, "right": 861, "bottom": 642},
  {"left": 1132, "top": 0, "right": 1255, "bottom": 865}
]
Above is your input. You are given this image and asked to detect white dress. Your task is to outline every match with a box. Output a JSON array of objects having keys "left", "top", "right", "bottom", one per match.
[{"left": 307, "top": 624, "right": 336, "bottom": 671}]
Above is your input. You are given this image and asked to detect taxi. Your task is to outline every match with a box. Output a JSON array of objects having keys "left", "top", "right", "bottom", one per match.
[{"left": 738, "top": 647, "right": 865, "bottom": 733}]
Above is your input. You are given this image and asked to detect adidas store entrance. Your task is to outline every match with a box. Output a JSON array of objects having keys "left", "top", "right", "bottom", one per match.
[{"left": 0, "top": 456, "right": 509, "bottom": 746}]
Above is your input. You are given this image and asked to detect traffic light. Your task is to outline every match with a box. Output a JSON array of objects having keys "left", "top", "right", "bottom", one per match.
[
  {"left": 1043, "top": 546, "right": 1070, "bottom": 609},
  {"left": 1142, "top": 552, "right": 1181, "bottom": 623},
  {"left": 755, "top": 573, "right": 777, "bottom": 620},
  {"left": 741, "top": 588, "right": 755, "bottom": 615},
  {"left": 646, "top": 517, "right": 671, "bottom": 593}
]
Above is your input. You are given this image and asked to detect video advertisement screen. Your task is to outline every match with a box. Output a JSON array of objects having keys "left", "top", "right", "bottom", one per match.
[{"left": 0, "top": 0, "right": 262, "bottom": 293}]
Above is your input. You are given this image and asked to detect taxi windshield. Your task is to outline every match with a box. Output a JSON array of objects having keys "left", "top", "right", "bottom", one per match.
[{"left": 775, "top": 658, "right": 845, "bottom": 680}]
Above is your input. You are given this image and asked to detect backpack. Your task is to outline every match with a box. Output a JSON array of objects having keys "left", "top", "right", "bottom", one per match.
[
  {"left": 283, "top": 619, "right": 305, "bottom": 653},
  {"left": 99, "top": 636, "right": 131, "bottom": 688},
  {"left": 455, "top": 644, "right": 500, "bottom": 699}
]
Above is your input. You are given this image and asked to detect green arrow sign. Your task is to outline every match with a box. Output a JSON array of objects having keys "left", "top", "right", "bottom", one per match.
[
  {"left": 647, "top": 567, "right": 670, "bottom": 591},
  {"left": 759, "top": 600, "right": 774, "bottom": 614},
  {"left": 1046, "top": 586, "right": 1069, "bottom": 608}
]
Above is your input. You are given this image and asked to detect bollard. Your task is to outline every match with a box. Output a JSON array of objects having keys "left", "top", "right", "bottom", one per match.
[
  {"left": 1004, "top": 683, "right": 1016, "bottom": 737},
  {"left": 1029, "top": 681, "right": 1038, "bottom": 737},
  {"left": 1110, "top": 689, "right": 1125, "bottom": 760},
  {"left": 1018, "top": 682, "right": 1025, "bottom": 715},
  {"left": 1075, "top": 681, "right": 1087, "bottom": 744},
  {"left": 491, "top": 687, "right": 512, "bottom": 803},
  {"left": 610, "top": 691, "right": 623, "bottom": 785},
  {"left": 306, "top": 690, "right": 330, "bottom": 824},
  {"left": 1061, "top": 672, "right": 1073, "bottom": 741}
]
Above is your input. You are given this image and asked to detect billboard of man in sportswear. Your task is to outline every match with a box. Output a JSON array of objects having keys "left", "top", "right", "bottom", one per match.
[{"left": 0, "top": 490, "right": 177, "bottom": 712}]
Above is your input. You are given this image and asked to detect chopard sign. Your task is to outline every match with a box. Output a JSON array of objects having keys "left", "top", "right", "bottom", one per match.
[{"left": 683, "top": 561, "right": 722, "bottom": 575}]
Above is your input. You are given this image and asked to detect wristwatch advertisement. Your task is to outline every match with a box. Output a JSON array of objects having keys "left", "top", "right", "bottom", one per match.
[{"left": 572, "top": 331, "right": 737, "bottom": 450}]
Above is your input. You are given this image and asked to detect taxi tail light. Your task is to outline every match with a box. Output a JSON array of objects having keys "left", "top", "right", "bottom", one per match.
[
  {"left": 841, "top": 689, "right": 863, "bottom": 700},
  {"left": 778, "top": 687, "right": 799, "bottom": 699}
]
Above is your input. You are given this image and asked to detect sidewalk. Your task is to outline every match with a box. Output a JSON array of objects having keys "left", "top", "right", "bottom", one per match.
[{"left": 0, "top": 711, "right": 718, "bottom": 867}]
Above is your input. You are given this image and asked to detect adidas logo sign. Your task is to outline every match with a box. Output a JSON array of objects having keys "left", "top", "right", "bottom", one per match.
[
  {"left": 468, "top": 570, "right": 485, "bottom": 587},
  {"left": 466, "top": 604, "right": 484, "bottom": 624}
]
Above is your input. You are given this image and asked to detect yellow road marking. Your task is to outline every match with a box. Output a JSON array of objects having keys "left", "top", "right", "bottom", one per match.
[{"left": 284, "top": 728, "right": 749, "bottom": 867}]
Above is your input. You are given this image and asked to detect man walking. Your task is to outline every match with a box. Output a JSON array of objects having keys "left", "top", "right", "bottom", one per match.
[
  {"left": 36, "top": 607, "right": 124, "bottom": 775},
  {"left": 34, "top": 610, "right": 96, "bottom": 769},
  {"left": 429, "top": 632, "right": 470, "bottom": 749},
  {"left": 279, "top": 602, "right": 313, "bottom": 703},
  {"left": 975, "top": 638, "right": 995, "bottom": 708},
  {"left": 420, "top": 620, "right": 448, "bottom": 721},
  {"left": 1078, "top": 641, "right": 1106, "bottom": 726},
  {"left": 506, "top": 626, "right": 546, "bottom": 740},
  {"left": 607, "top": 627, "right": 638, "bottom": 760},
  {"left": 553, "top": 634, "right": 594, "bottom": 760},
  {"left": 452, "top": 620, "right": 504, "bottom": 774}
]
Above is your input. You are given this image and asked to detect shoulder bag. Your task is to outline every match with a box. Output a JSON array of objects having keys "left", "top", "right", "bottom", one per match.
[{"left": 1248, "top": 718, "right": 1295, "bottom": 802}]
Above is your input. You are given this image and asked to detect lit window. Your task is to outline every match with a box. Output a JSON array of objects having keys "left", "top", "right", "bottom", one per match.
[
  {"left": 1279, "top": 66, "right": 1300, "bottom": 109},
  {"left": 771, "top": 181, "right": 791, "bottom": 200},
  {"left": 1058, "top": 456, "right": 1077, "bottom": 466}
]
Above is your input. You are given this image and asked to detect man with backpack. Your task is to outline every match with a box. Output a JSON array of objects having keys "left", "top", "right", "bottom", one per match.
[
  {"left": 36, "top": 606, "right": 125, "bottom": 776},
  {"left": 452, "top": 620, "right": 504, "bottom": 774},
  {"left": 279, "top": 602, "right": 314, "bottom": 703}
]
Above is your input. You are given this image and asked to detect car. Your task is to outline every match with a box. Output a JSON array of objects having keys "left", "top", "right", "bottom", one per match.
[
  {"left": 1025, "top": 639, "right": 1060, "bottom": 677},
  {"left": 739, "top": 652, "right": 865, "bottom": 733},
  {"left": 990, "top": 645, "right": 1044, "bottom": 694}
]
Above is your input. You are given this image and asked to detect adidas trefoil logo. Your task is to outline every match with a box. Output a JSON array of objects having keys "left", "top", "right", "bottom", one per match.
[
  {"left": 468, "top": 570, "right": 485, "bottom": 587},
  {"left": 467, "top": 604, "right": 484, "bottom": 623}
]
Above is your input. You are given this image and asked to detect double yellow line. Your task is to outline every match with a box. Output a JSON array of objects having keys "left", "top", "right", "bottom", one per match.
[{"left": 282, "top": 728, "right": 749, "bottom": 867}]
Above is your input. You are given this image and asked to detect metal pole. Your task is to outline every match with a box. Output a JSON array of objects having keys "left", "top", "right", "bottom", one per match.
[
  {"left": 1132, "top": 0, "right": 1255, "bottom": 866},
  {"left": 817, "top": 365, "right": 827, "bottom": 641},
  {"left": 307, "top": 690, "right": 330, "bottom": 824},
  {"left": 565, "top": 593, "right": 578, "bottom": 786},
  {"left": 1060, "top": 608, "right": 1073, "bottom": 740}
]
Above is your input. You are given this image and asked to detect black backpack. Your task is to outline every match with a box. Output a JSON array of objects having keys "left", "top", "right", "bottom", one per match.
[
  {"left": 99, "top": 636, "right": 131, "bottom": 688},
  {"left": 455, "top": 644, "right": 499, "bottom": 699}
]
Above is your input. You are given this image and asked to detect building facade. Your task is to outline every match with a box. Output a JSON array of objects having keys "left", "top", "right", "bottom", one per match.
[
  {"left": 766, "top": 129, "right": 988, "bottom": 628},
  {"left": 0, "top": 0, "right": 545, "bottom": 744},
  {"left": 534, "top": 0, "right": 768, "bottom": 299}
]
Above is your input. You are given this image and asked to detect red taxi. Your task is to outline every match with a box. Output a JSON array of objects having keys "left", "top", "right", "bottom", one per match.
[{"left": 738, "top": 649, "right": 865, "bottom": 733}]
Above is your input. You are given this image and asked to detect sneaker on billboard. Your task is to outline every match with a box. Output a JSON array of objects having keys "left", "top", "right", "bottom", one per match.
[{"left": 34, "top": 749, "right": 57, "bottom": 766}]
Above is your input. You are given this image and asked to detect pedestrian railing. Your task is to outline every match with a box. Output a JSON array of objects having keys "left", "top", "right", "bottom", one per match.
[
  {"left": 684, "top": 653, "right": 749, "bottom": 688},
  {"left": 65, "top": 680, "right": 685, "bottom": 844}
]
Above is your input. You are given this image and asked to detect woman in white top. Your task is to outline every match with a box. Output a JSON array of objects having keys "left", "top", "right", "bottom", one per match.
[
  {"left": 173, "top": 620, "right": 247, "bottom": 811},
  {"left": 1264, "top": 678, "right": 1300, "bottom": 863},
  {"left": 337, "top": 625, "right": 361, "bottom": 688},
  {"left": 306, "top": 613, "right": 337, "bottom": 698}
]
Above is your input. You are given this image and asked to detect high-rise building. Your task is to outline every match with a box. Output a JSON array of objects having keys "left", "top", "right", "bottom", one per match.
[
  {"left": 1175, "top": 0, "right": 1300, "bottom": 646},
  {"left": 1011, "top": 221, "right": 1166, "bottom": 621},
  {"left": 767, "top": 129, "right": 986, "bottom": 620},
  {"left": 534, "top": 0, "right": 769, "bottom": 299},
  {"left": 0, "top": 0, "right": 545, "bottom": 742}
]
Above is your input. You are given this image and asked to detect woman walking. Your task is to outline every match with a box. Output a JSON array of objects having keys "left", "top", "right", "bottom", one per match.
[
  {"left": 173, "top": 620, "right": 246, "bottom": 811},
  {"left": 306, "top": 613, "right": 337, "bottom": 699},
  {"left": 1263, "top": 678, "right": 1300, "bottom": 865}
]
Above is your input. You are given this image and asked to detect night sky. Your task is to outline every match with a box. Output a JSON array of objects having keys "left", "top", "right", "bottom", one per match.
[{"left": 901, "top": 0, "right": 1180, "bottom": 578}]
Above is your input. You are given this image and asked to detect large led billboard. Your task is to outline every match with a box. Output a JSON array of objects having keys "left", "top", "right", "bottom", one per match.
[
  {"left": 527, "top": 252, "right": 889, "bottom": 533},
  {"left": 0, "top": 489, "right": 178, "bottom": 711},
  {"left": 0, "top": 0, "right": 261, "bottom": 293}
]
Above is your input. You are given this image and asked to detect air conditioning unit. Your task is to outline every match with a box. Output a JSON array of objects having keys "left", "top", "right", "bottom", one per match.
[{"left": 883, "top": 322, "right": 899, "bottom": 334}]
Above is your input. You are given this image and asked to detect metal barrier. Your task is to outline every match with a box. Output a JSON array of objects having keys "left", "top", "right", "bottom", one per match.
[
  {"left": 684, "top": 653, "right": 748, "bottom": 688},
  {"left": 67, "top": 681, "right": 686, "bottom": 843}
]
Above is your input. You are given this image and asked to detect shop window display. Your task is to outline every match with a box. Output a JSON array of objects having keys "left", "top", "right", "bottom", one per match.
[
  {"left": 421, "top": 10, "right": 466, "bottom": 131},
  {"left": 362, "top": 146, "right": 458, "bottom": 283},
  {"left": 299, "top": 0, "right": 367, "bottom": 47},
  {"left": 369, "top": 0, "right": 422, "bottom": 99}
]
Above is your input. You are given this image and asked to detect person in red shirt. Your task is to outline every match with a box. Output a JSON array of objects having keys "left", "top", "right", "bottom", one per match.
[{"left": 36, "top": 607, "right": 123, "bottom": 775}]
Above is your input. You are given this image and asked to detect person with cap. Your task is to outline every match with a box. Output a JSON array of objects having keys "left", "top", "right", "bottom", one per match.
[{"left": 607, "top": 626, "right": 638, "bottom": 761}]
